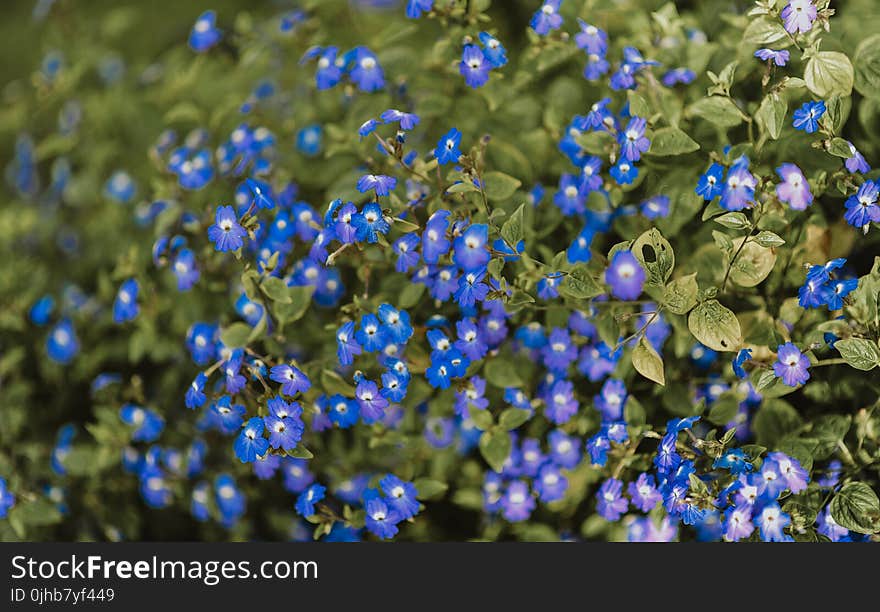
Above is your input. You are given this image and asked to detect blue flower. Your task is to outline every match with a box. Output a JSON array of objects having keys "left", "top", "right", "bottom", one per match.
[
  {"left": 732, "top": 348, "right": 752, "bottom": 379},
  {"left": 535, "top": 464, "right": 568, "bottom": 502},
  {"left": 478, "top": 31, "right": 507, "bottom": 68},
  {"left": 46, "top": 318, "right": 78, "bottom": 364},
  {"left": 531, "top": 0, "right": 563, "bottom": 35},
  {"left": 544, "top": 379, "right": 578, "bottom": 424},
  {"left": 628, "top": 473, "right": 662, "bottom": 512},
  {"left": 781, "top": 0, "right": 817, "bottom": 34},
  {"left": 172, "top": 248, "right": 200, "bottom": 291},
  {"left": 454, "top": 268, "right": 489, "bottom": 308},
  {"left": 596, "top": 478, "right": 628, "bottom": 521},
  {"left": 269, "top": 363, "right": 311, "bottom": 396},
  {"left": 356, "top": 174, "right": 397, "bottom": 197},
  {"left": 641, "top": 195, "right": 670, "bottom": 219},
  {"left": 356, "top": 379, "right": 389, "bottom": 422},
  {"left": 435, "top": 127, "right": 462, "bottom": 165},
  {"left": 713, "top": 449, "right": 753, "bottom": 475},
  {"left": 720, "top": 157, "right": 756, "bottom": 211},
  {"left": 773, "top": 342, "right": 810, "bottom": 387},
  {"left": 754, "top": 48, "right": 790, "bottom": 66},
  {"left": 352, "top": 202, "right": 390, "bottom": 242},
  {"left": 460, "top": 44, "right": 491, "bottom": 88},
  {"left": 120, "top": 404, "right": 165, "bottom": 442},
  {"left": 661, "top": 68, "right": 696, "bottom": 86},
  {"left": 328, "top": 395, "right": 359, "bottom": 428},
  {"left": 380, "top": 474, "right": 420, "bottom": 519},
  {"left": 235, "top": 293, "right": 264, "bottom": 327},
  {"left": 792, "top": 100, "right": 825, "bottom": 133},
  {"left": 215, "top": 474, "right": 246, "bottom": 525},
  {"left": 295, "top": 484, "right": 326, "bottom": 517},
  {"left": 426, "top": 359, "right": 454, "bottom": 390},
  {"left": 296, "top": 124, "right": 322, "bottom": 156},
  {"left": 575, "top": 20, "right": 607, "bottom": 54},
  {"left": 421, "top": 210, "right": 451, "bottom": 263},
  {"left": 349, "top": 47, "right": 385, "bottom": 92},
  {"left": 619, "top": 117, "right": 650, "bottom": 162},
  {"left": 104, "top": 170, "right": 136, "bottom": 203},
  {"left": 208, "top": 205, "right": 247, "bottom": 252},
  {"left": 29, "top": 294, "right": 54, "bottom": 325},
  {"left": 605, "top": 250, "right": 645, "bottom": 300},
  {"left": 186, "top": 373, "right": 208, "bottom": 409},
  {"left": 336, "top": 321, "right": 362, "bottom": 365},
  {"left": 358, "top": 119, "right": 380, "bottom": 138},
  {"left": 776, "top": 163, "right": 812, "bottom": 210},
  {"left": 365, "top": 496, "right": 400, "bottom": 539},
  {"left": 501, "top": 481, "right": 535, "bottom": 522},
  {"left": 453, "top": 224, "right": 490, "bottom": 271},
  {"left": 377, "top": 303, "right": 413, "bottom": 344},
  {"left": 380, "top": 109, "right": 420, "bottom": 130},
  {"left": 313, "top": 47, "right": 343, "bottom": 90},
  {"left": 844, "top": 141, "right": 870, "bottom": 174},
  {"left": 112, "top": 278, "right": 140, "bottom": 324},
  {"left": 826, "top": 278, "right": 858, "bottom": 310},
  {"left": 696, "top": 162, "right": 724, "bottom": 200},
  {"left": 406, "top": 0, "right": 434, "bottom": 19},
  {"left": 553, "top": 173, "right": 586, "bottom": 216},
  {"left": 756, "top": 503, "right": 793, "bottom": 542},
  {"left": 844, "top": 180, "right": 880, "bottom": 230},
  {"left": 609, "top": 159, "right": 638, "bottom": 184},
  {"left": 189, "top": 11, "right": 221, "bottom": 52},
  {"left": 393, "top": 233, "right": 420, "bottom": 272},
  {"left": 355, "top": 313, "right": 386, "bottom": 353},
  {"left": 234, "top": 417, "right": 269, "bottom": 463}
]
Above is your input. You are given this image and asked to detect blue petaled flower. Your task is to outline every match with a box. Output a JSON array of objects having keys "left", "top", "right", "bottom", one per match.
[
  {"left": 406, "top": 0, "right": 434, "bottom": 19},
  {"left": 208, "top": 205, "right": 247, "bottom": 252},
  {"left": 535, "top": 464, "right": 568, "bottom": 502},
  {"left": 605, "top": 250, "right": 645, "bottom": 300},
  {"left": 328, "top": 395, "right": 359, "bottom": 429},
  {"left": 720, "top": 157, "right": 756, "bottom": 211},
  {"left": 120, "top": 404, "right": 165, "bottom": 442},
  {"left": 501, "top": 480, "right": 535, "bottom": 522},
  {"left": 435, "top": 127, "right": 462, "bottom": 165},
  {"left": 336, "top": 321, "right": 362, "bottom": 365},
  {"left": 553, "top": 173, "right": 586, "bottom": 216},
  {"left": 775, "top": 163, "right": 812, "bottom": 210},
  {"left": 104, "top": 170, "right": 136, "bottom": 203},
  {"left": 172, "top": 248, "right": 200, "bottom": 291},
  {"left": 356, "top": 379, "right": 389, "bottom": 422},
  {"left": 661, "top": 68, "right": 696, "bottom": 86},
  {"left": 628, "top": 473, "right": 662, "bottom": 512},
  {"left": 773, "top": 342, "right": 811, "bottom": 387},
  {"left": 453, "top": 224, "right": 490, "bottom": 271},
  {"left": 359, "top": 119, "right": 379, "bottom": 138},
  {"left": 530, "top": 0, "right": 563, "bottom": 35},
  {"left": 352, "top": 202, "right": 390, "bottom": 243},
  {"left": 713, "top": 448, "right": 753, "bottom": 475},
  {"left": 356, "top": 174, "right": 397, "bottom": 197},
  {"left": 596, "top": 478, "right": 628, "bottom": 521},
  {"left": 844, "top": 180, "right": 880, "bottom": 231},
  {"left": 365, "top": 496, "right": 400, "bottom": 539},
  {"left": 295, "top": 483, "right": 326, "bottom": 516},
  {"left": 732, "top": 348, "right": 752, "bottom": 379},
  {"left": 380, "top": 109, "right": 420, "bottom": 130},
  {"left": 223, "top": 349, "right": 247, "bottom": 394},
  {"left": 234, "top": 417, "right": 269, "bottom": 463},
  {"left": 781, "top": 0, "right": 817, "bottom": 34},
  {"left": 296, "top": 124, "right": 322, "bottom": 156},
  {"left": 355, "top": 313, "right": 386, "bottom": 353},
  {"left": 723, "top": 503, "right": 755, "bottom": 541},
  {"left": 696, "top": 162, "right": 724, "bottom": 200},
  {"left": 826, "top": 278, "right": 858, "bottom": 310},
  {"left": 270, "top": 363, "right": 311, "bottom": 396},
  {"left": 756, "top": 503, "right": 793, "bottom": 542},
  {"left": 544, "top": 379, "right": 578, "bottom": 424},
  {"left": 349, "top": 47, "right": 385, "bottom": 92},
  {"left": 610, "top": 159, "right": 638, "bottom": 185},
  {"left": 380, "top": 474, "right": 420, "bottom": 519},
  {"left": 454, "top": 269, "right": 489, "bottom": 307},
  {"left": 0, "top": 477, "right": 16, "bottom": 518},
  {"left": 460, "top": 44, "right": 491, "bottom": 88},
  {"left": 575, "top": 20, "right": 607, "bottom": 54},
  {"left": 185, "top": 372, "right": 207, "bottom": 409},
  {"left": 754, "top": 48, "right": 790, "bottom": 66},
  {"left": 792, "top": 100, "right": 825, "bottom": 133},
  {"left": 422, "top": 210, "right": 451, "bottom": 263},
  {"left": 264, "top": 409, "right": 304, "bottom": 451},
  {"left": 29, "top": 294, "right": 54, "bottom": 326},
  {"left": 478, "top": 32, "right": 507, "bottom": 68},
  {"left": 393, "top": 234, "right": 420, "bottom": 272},
  {"left": 189, "top": 10, "right": 222, "bottom": 52},
  {"left": 844, "top": 141, "right": 870, "bottom": 174},
  {"left": 113, "top": 278, "right": 139, "bottom": 323},
  {"left": 619, "top": 117, "right": 650, "bottom": 162}
]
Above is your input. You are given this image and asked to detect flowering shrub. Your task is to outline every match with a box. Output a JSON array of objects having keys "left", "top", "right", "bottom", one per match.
[{"left": 3, "top": 0, "right": 880, "bottom": 542}]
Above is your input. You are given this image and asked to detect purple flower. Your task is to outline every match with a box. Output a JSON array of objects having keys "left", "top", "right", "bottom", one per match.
[
  {"left": 775, "top": 163, "right": 812, "bottom": 210},
  {"left": 460, "top": 44, "right": 490, "bottom": 88},
  {"left": 207, "top": 205, "right": 246, "bottom": 252},
  {"left": 781, "top": 0, "right": 817, "bottom": 34},
  {"left": 349, "top": 47, "right": 385, "bottom": 92},
  {"left": 605, "top": 250, "right": 645, "bottom": 300},
  {"left": 792, "top": 100, "right": 825, "bottom": 134},
  {"left": 723, "top": 503, "right": 755, "bottom": 541},
  {"left": 754, "top": 48, "right": 790, "bottom": 66},
  {"left": 357, "top": 174, "right": 397, "bottom": 197},
  {"left": 501, "top": 481, "right": 535, "bottom": 521},
  {"left": 553, "top": 173, "right": 586, "bottom": 216},
  {"left": 844, "top": 141, "right": 870, "bottom": 174},
  {"left": 720, "top": 157, "right": 756, "bottom": 211},
  {"left": 574, "top": 20, "right": 607, "bottom": 54},
  {"left": 535, "top": 464, "right": 568, "bottom": 502},
  {"left": 772, "top": 342, "right": 810, "bottom": 387},
  {"left": 661, "top": 68, "right": 696, "bottom": 86},
  {"left": 530, "top": 0, "right": 563, "bottom": 35},
  {"left": 380, "top": 109, "right": 420, "bottom": 130},
  {"left": 544, "top": 379, "right": 578, "bottom": 424},
  {"left": 356, "top": 379, "right": 388, "bottom": 423},
  {"left": 596, "top": 478, "right": 628, "bottom": 521},
  {"left": 628, "top": 473, "right": 662, "bottom": 512},
  {"left": 766, "top": 452, "right": 809, "bottom": 493},
  {"left": 844, "top": 180, "right": 880, "bottom": 230},
  {"left": 270, "top": 363, "right": 311, "bottom": 396}
]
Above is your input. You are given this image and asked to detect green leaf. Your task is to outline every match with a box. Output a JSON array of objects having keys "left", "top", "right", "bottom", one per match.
[
  {"left": 631, "top": 336, "right": 665, "bottom": 385},
  {"left": 397, "top": 283, "right": 425, "bottom": 309},
  {"left": 288, "top": 444, "right": 314, "bottom": 459},
  {"left": 714, "top": 212, "right": 750, "bottom": 230},
  {"left": 835, "top": 338, "right": 880, "bottom": 370},
  {"left": 575, "top": 130, "right": 615, "bottom": 155},
  {"left": 727, "top": 238, "right": 777, "bottom": 288},
  {"left": 688, "top": 299, "right": 742, "bottom": 352},
  {"left": 828, "top": 137, "right": 854, "bottom": 158},
  {"left": 627, "top": 90, "right": 651, "bottom": 118},
  {"left": 260, "top": 276, "right": 292, "bottom": 303},
  {"left": 687, "top": 96, "right": 743, "bottom": 128},
  {"left": 559, "top": 265, "right": 603, "bottom": 299},
  {"left": 753, "top": 230, "right": 785, "bottom": 248},
  {"left": 663, "top": 273, "right": 699, "bottom": 315},
  {"left": 469, "top": 409, "right": 494, "bottom": 430},
  {"left": 632, "top": 227, "right": 675, "bottom": 286},
  {"left": 446, "top": 181, "right": 478, "bottom": 194},
  {"left": 321, "top": 369, "right": 355, "bottom": 397},
  {"left": 413, "top": 478, "right": 449, "bottom": 500},
  {"left": 500, "top": 203, "right": 525, "bottom": 247},
  {"left": 220, "top": 322, "right": 252, "bottom": 348},
  {"left": 743, "top": 17, "right": 790, "bottom": 46},
  {"left": 752, "top": 399, "right": 802, "bottom": 447},
  {"left": 499, "top": 408, "right": 531, "bottom": 430},
  {"left": 274, "top": 285, "right": 314, "bottom": 327},
  {"left": 830, "top": 482, "right": 880, "bottom": 534},
  {"left": 484, "top": 359, "right": 524, "bottom": 388},
  {"left": 483, "top": 171, "right": 521, "bottom": 201},
  {"left": 647, "top": 126, "right": 700, "bottom": 156},
  {"left": 755, "top": 94, "right": 786, "bottom": 140},
  {"left": 854, "top": 33, "right": 880, "bottom": 100},
  {"left": 804, "top": 51, "right": 854, "bottom": 99},
  {"left": 480, "top": 428, "right": 512, "bottom": 472},
  {"left": 707, "top": 393, "right": 741, "bottom": 425},
  {"left": 8, "top": 499, "right": 63, "bottom": 531}
]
